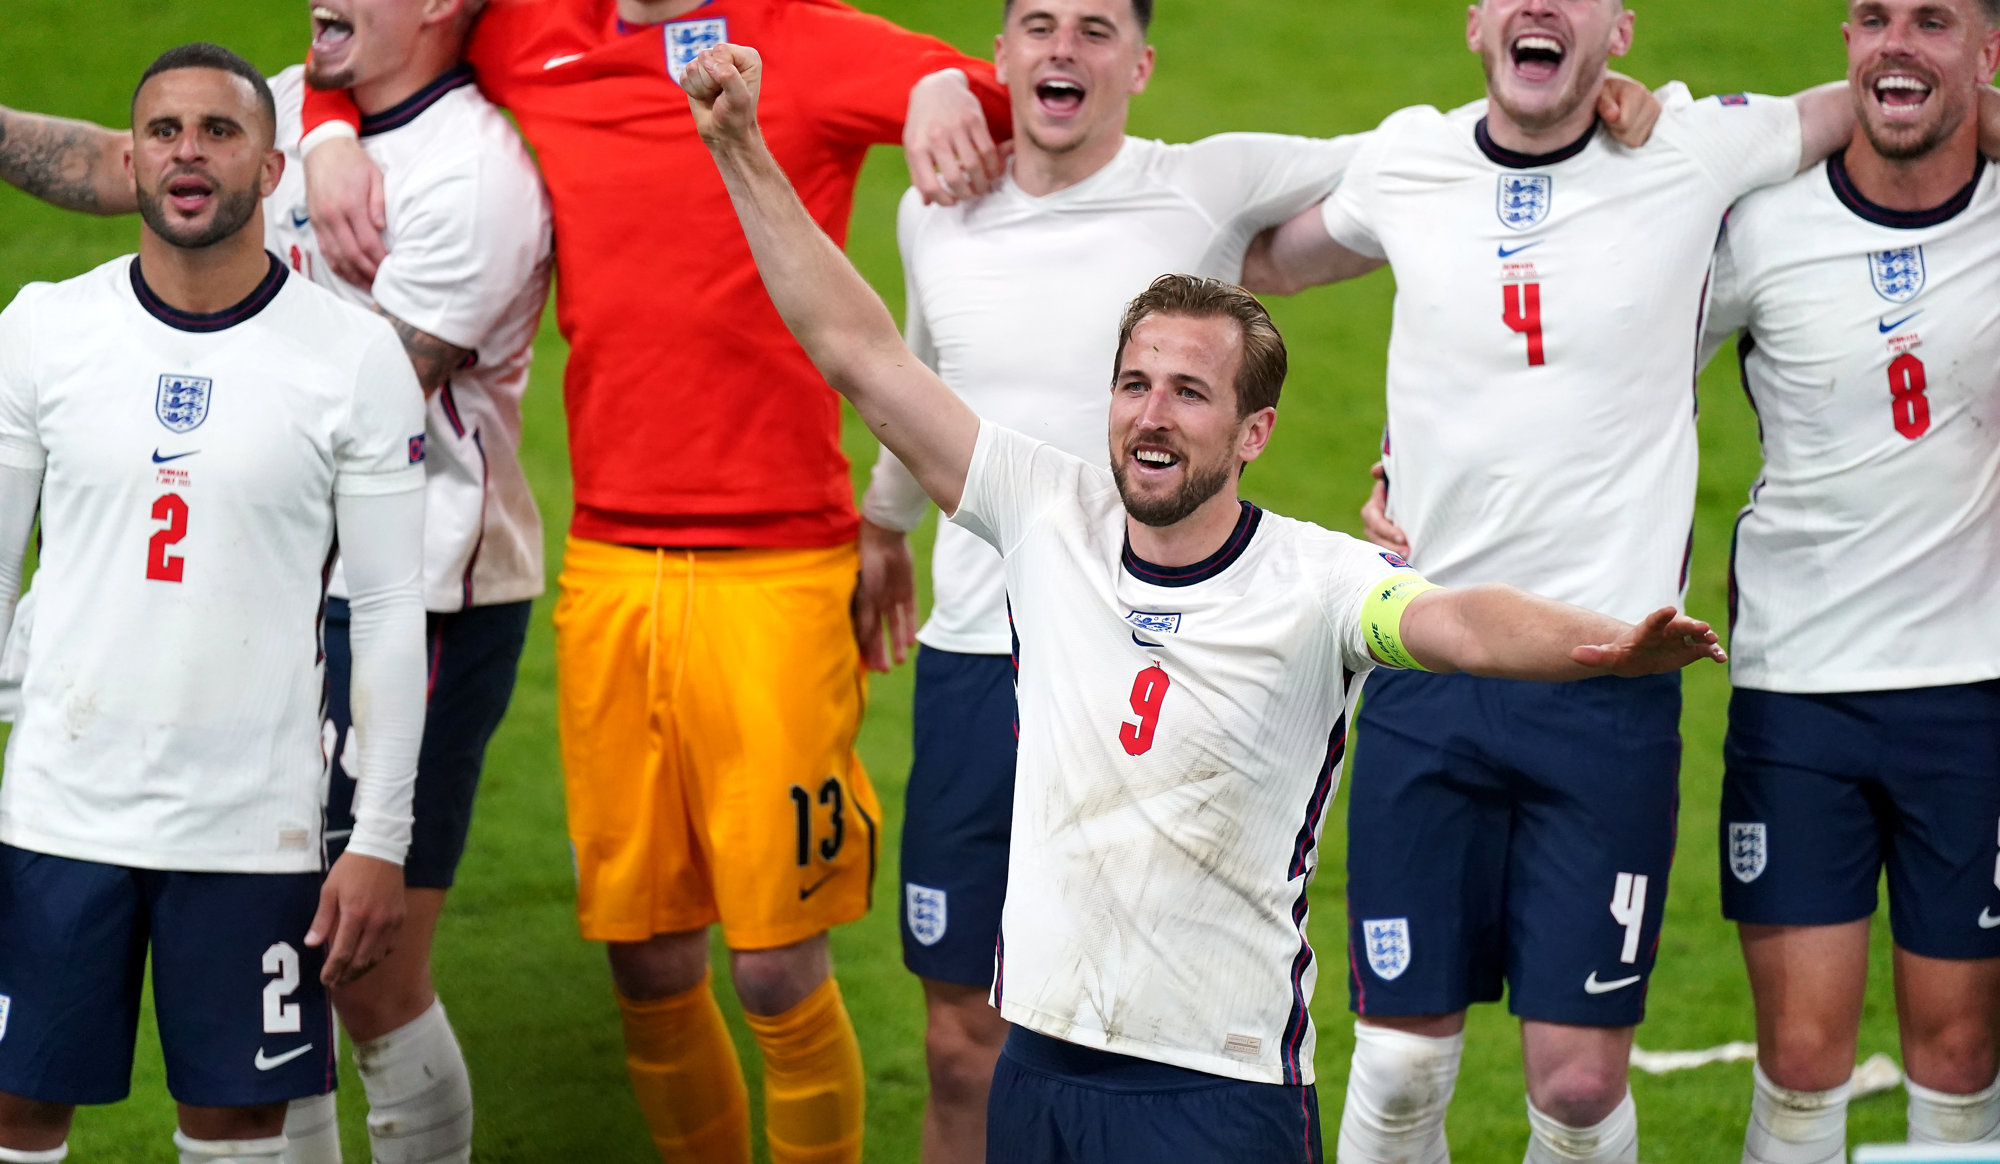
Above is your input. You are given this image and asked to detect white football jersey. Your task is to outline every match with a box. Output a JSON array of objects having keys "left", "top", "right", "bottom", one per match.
[
  {"left": 863, "top": 133, "right": 1360, "bottom": 655},
  {"left": 268, "top": 65, "right": 552, "bottom": 611},
  {"left": 1323, "top": 87, "right": 1802, "bottom": 622},
  {"left": 0, "top": 256, "right": 427, "bottom": 873},
  {"left": 952, "top": 423, "right": 1416, "bottom": 1085},
  {"left": 1703, "top": 154, "right": 2000, "bottom": 693}
]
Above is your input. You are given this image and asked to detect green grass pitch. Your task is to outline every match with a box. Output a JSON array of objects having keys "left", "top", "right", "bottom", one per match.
[{"left": 0, "top": 1, "right": 1915, "bottom": 1159}]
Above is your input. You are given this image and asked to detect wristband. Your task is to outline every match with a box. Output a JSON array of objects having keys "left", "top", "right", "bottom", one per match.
[
  {"left": 1362, "top": 574, "right": 1441, "bottom": 672},
  {"left": 299, "top": 120, "right": 360, "bottom": 157}
]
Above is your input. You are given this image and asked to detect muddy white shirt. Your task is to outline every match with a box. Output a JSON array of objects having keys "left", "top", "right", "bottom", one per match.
[
  {"left": 0, "top": 256, "right": 427, "bottom": 872},
  {"left": 269, "top": 64, "right": 552, "bottom": 611},
  {"left": 865, "top": 133, "right": 1360, "bottom": 655},
  {"left": 1704, "top": 153, "right": 2000, "bottom": 693},
  {"left": 952, "top": 422, "right": 1415, "bottom": 1084},
  {"left": 1322, "top": 86, "right": 1801, "bottom": 622}
]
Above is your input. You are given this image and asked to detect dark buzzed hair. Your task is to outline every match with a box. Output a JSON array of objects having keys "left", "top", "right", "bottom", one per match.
[
  {"left": 1004, "top": 0, "right": 1154, "bottom": 32},
  {"left": 1115, "top": 275, "right": 1288, "bottom": 419},
  {"left": 133, "top": 43, "right": 276, "bottom": 137}
]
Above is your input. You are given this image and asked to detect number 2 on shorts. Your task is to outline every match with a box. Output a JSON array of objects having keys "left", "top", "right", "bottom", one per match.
[{"left": 263, "top": 942, "right": 302, "bottom": 1034}]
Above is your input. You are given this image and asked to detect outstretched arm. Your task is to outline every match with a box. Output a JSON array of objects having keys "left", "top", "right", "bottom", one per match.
[
  {"left": 0, "top": 107, "right": 133, "bottom": 214},
  {"left": 688, "top": 44, "right": 978, "bottom": 512},
  {"left": 1386, "top": 582, "right": 1724, "bottom": 682}
]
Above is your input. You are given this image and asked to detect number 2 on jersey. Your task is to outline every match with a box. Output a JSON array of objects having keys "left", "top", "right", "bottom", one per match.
[
  {"left": 1120, "top": 665, "right": 1171, "bottom": 756},
  {"left": 1503, "top": 283, "right": 1546, "bottom": 367},
  {"left": 146, "top": 493, "right": 189, "bottom": 582}
]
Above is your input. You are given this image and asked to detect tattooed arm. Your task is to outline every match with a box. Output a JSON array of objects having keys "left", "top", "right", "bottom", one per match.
[
  {"left": 0, "top": 107, "right": 133, "bottom": 215},
  {"left": 374, "top": 306, "right": 471, "bottom": 399}
]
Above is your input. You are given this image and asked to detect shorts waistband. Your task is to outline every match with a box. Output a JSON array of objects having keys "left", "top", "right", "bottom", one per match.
[
  {"left": 560, "top": 536, "right": 856, "bottom": 582},
  {"left": 1001, "top": 1026, "right": 1236, "bottom": 1094}
]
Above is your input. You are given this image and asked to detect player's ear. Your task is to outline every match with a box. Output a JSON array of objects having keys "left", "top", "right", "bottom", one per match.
[
  {"left": 994, "top": 32, "right": 1014, "bottom": 89},
  {"left": 1610, "top": 6, "right": 1636, "bottom": 58},
  {"left": 261, "top": 148, "right": 286, "bottom": 199},
  {"left": 1465, "top": 4, "right": 1484, "bottom": 55},
  {"left": 1982, "top": 25, "right": 2000, "bottom": 81},
  {"left": 1130, "top": 43, "right": 1156, "bottom": 96},
  {"left": 1236, "top": 405, "right": 1276, "bottom": 466}
]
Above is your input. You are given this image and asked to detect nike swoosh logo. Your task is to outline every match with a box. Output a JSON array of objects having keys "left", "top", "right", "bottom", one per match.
[
  {"left": 1979, "top": 908, "right": 2000, "bottom": 930},
  {"left": 290, "top": 209, "right": 310, "bottom": 229},
  {"left": 152, "top": 449, "right": 198, "bottom": 463},
  {"left": 1583, "top": 971, "right": 1642, "bottom": 994},
  {"left": 544, "top": 53, "right": 586, "bottom": 70},
  {"left": 1879, "top": 311, "right": 1922, "bottom": 333},
  {"left": 1498, "top": 242, "right": 1542, "bottom": 259},
  {"left": 254, "top": 1044, "right": 314, "bottom": 1071},
  {"left": 799, "top": 873, "right": 835, "bottom": 901}
]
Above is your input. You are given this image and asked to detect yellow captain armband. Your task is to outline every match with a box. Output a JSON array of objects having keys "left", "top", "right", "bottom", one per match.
[{"left": 1362, "top": 574, "right": 1442, "bottom": 672}]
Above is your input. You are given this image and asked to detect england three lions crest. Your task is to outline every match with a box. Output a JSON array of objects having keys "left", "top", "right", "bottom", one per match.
[
  {"left": 1870, "top": 246, "right": 1925, "bottom": 303},
  {"left": 665, "top": 17, "right": 728, "bottom": 85},
  {"left": 1497, "top": 174, "right": 1552, "bottom": 231},
  {"left": 1729, "top": 823, "right": 1767, "bottom": 884},
  {"left": 906, "top": 883, "right": 947, "bottom": 947},
  {"left": 1362, "top": 918, "right": 1411, "bottom": 981},
  {"left": 156, "top": 374, "right": 212, "bottom": 434}
]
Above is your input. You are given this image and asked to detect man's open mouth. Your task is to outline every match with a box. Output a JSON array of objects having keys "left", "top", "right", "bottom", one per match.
[
  {"left": 1035, "top": 77, "right": 1087, "bottom": 118},
  {"left": 312, "top": 6, "right": 356, "bottom": 55},
  {"left": 1872, "top": 71, "right": 1935, "bottom": 115},
  {"left": 1130, "top": 445, "right": 1182, "bottom": 473},
  {"left": 165, "top": 173, "right": 216, "bottom": 215},
  {"left": 1511, "top": 32, "right": 1566, "bottom": 83}
]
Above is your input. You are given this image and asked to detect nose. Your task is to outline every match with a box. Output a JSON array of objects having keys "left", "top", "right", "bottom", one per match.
[
  {"left": 1050, "top": 20, "right": 1081, "bottom": 60},
  {"left": 1134, "top": 385, "right": 1176, "bottom": 431},
  {"left": 171, "top": 128, "right": 204, "bottom": 163}
]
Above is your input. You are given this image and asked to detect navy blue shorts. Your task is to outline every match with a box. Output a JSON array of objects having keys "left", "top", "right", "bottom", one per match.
[
  {"left": 900, "top": 646, "right": 1017, "bottom": 987},
  {"left": 1720, "top": 681, "right": 2000, "bottom": 960},
  {"left": 1346, "top": 669, "right": 1682, "bottom": 1027},
  {"left": 0, "top": 844, "right": 336, "bottom": 1107},
  {"left": 323, "top": 598, "right": 532, "bottom": 889},
  {"left": 987, "top": 1027, "right": 1322, "bottom": 1164}
]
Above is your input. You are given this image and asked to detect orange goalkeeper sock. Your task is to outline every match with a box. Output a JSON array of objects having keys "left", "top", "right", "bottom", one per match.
[
  {"left": 618, "top": 976, "right": 752, "bottom": 1163},
  {"left": 742, "top": 978, "right": 866, "bottom": 1164}
]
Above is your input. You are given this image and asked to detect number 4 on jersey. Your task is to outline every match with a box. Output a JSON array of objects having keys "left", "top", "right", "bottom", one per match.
[{"left": 1504, "top": 283, "right": 1546, "bottom": 367}]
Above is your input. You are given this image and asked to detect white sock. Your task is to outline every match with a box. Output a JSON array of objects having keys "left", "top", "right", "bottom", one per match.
[
  {"left": 355, "top": 998, "right": 474, "bottom": 1164},
  {"left": 282, "top": 1091, "right": 342, "bottom": 1164},
  {"left": 1908, "top": 1071, "right": 2000, "bottom": 1144},
  {"left": 0, "top": 1145, "right": 68, "bottom": 1163},
  {"left": 1743, "top": 1063, "right": 1849, "bottom": 1164},
  {"left": 1524, "top": 1093, "right": 1638, "bottom": 1162},
  {"left": 172, "top": 1132, "right": 287, "bottom": 1164},
  {"left": 1336, "top": 1022, "right": 1462, "bottom": 1163}
]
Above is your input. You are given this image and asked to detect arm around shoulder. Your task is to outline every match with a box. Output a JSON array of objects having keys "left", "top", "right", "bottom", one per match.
[{"left": 1376, "top": 581, "right": 1725, "bottom": 683}]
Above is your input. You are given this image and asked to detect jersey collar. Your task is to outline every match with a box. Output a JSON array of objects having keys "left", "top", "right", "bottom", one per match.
[
  {"left": 131, "top": 253, "right": 288, "bottom": 334},
  {"left": 1827, "top": 149, "right": 1986, "bottom": 230},
  {"left": 1121, "top": 501, "right": 1263, "bottom": 588},
  {"left": 359, "top": 64, "right": 477, "bottom": 137},
  {"left": 1475, "top": 116, "right": 1598, "bottom": 169}
]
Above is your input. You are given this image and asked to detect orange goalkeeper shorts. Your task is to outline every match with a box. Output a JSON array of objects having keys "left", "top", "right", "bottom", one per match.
[{"left": 553, "top": 537, "right": 880, "bottom": 949}]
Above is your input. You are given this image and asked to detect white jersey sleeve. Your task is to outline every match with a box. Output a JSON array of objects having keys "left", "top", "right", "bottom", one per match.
[
  {"left": 1699, "top": 217, "right": 1753, "bottom": 368},
  {"left": 334, "top": 327, "right": 430, "bottom": 495},
  {"left": 949, "top": 421, "right": 1100, "bottom": 557},
  {"left": 369, "top": 148, "right": 550, "bottom": 352},
  {"left": 0, "top": 290, "right": 47, "bottom": 472},
  {"left": 1651, "top": 85, "right": 1802, "bottom": 201}
]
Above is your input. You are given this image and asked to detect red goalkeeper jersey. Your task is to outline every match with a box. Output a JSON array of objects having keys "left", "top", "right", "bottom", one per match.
[{"left": 307, "top": 0, "right": 1008, "bottom": 547}]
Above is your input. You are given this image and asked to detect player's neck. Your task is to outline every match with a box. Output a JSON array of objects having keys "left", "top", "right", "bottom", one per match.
[
  {"left": 1013, "top": 122, "right": 1129, "bottom": 198},
  {"left": 618, "top": 0, "right": 708, "bottom": 24},
  {"left": 136, "top": 217, "right": 274, "bottom": 316},
  {"left": 1125, "top": 487, "right": 1246, "bottom": 569},
  {"left": 1840, "top": 125, "right": 1982, "bottom": 213},
  {"left": 1482, "top": 91, "right": 1599, "bottom": 158},
  {"left": 352, "top": 35, "right": 468, "bottom": 117}
]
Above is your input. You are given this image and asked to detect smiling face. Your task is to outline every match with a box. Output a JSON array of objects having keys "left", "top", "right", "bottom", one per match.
[
  {"left": 1108, "top": 314, "right": 1271, "bottom": 528},
  {"left": 995, "top": 0, "right": 1155, "bottom": 159},
  {"left": 308, "top": 0, "right": 431, "bottom": 90},
  {"left": 129, "top": 68, "right": 281, "bottom": 250},
  {"left": 1846, "top": 0, "right": 2000, "bottom": 161},
  {"left": 1468, "top": 0, "right": 1634, "bottom": 135}
]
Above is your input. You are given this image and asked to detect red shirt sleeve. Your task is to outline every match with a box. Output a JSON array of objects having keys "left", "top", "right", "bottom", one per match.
[
  {"left": 300, "top": 66, "right": 362, "bottom": 134},
  {"left": 786, "top": 0, "right": 1012, "bottom": 147}
]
